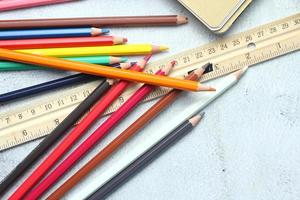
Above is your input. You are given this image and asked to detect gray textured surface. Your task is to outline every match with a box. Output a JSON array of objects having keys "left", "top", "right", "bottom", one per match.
[{"left": 0, "top": 0, "right": 299, "bottom": 200}]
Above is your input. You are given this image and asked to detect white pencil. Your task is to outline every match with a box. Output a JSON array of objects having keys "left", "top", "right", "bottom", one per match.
[{"left": 66, "top": 67, "right": 248, "bottom": 200}]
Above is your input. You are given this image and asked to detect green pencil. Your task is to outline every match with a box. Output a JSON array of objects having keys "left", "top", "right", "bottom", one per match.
[{"left": 0, "top": 56, "right": 128, "bottom": 71}]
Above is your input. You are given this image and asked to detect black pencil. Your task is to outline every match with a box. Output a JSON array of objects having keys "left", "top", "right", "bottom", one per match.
[
  {"left": 0, "top": 63, "right": 132, "bottom": 195},
  {"left": 87, "top": 112, "right": 204, "bottom": 200}
]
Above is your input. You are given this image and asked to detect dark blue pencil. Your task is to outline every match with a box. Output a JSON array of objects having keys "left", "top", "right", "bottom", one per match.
[
  {"left": 0, "top": 74, "right": 97, "bottom": 103},
  {"left": 0, "top": 27, "right": 109, "bottom": 40},
  {"left": 0, "top": 62, "right": 133, "bottom": 103}
]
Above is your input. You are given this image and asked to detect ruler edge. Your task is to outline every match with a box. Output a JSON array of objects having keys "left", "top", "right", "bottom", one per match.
[{"left": 0, "top": 13, "right": 299, "bottom": 151}]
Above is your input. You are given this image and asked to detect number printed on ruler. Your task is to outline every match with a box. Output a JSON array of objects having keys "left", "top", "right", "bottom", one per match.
[{"left": 0, "top": 13, "right": 299, "bottom": 151}]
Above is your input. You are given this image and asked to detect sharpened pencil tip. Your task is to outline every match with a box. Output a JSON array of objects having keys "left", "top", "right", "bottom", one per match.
[
  {"left": 151, "top": 45, "right": 169, "bottom": 53},
  {"left": 176, "top": 15, "right": 189, "bottom": 25},
  {"left": 189, "top": 113, "right": 204, "bottom": 126},
  {"left": 199, "top": 112, "right": 205, "bottom": 118},
  {"left": 143, "top": 54, "right": 152, "bottom": 63},
  {"left": 120, "top": 57, "right": 128, "bottom": 63},
  {"left": 101, "top": 28, "right": 110, "bottom": 34},
  {"left": 193, "top": 62, "right": 211, "bottom": 77},
  {"left": 159, "top": 45, "right": 169, "bottom": 51},
  {"left": 163, "top": 60, "right": 176, "bottom": 75},
  {"left": 234, "top": 66, "right": 248, "bottom": 80},
  {"left": 136, "top": 55, "right": 152, "bottom": 69},
  {"left": 197, "top": 84, "right": 216, "bottom": 91}
]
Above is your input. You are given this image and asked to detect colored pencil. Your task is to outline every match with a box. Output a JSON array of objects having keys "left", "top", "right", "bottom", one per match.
[
  {"left": 0, "top": 48, "right": 214, "bottom": 91},
  {"left": 0, "top": 73, "right": 96, "bottom": 103},
  {"left": 0, "top": 36, "right": 127, "bottom": 50},
  {"left": 8, "top": 57, "right": 150, "bottom": 200},
  {"left": 46, "top": 63, "right": 211, "bottom": 200},
  {"left": 0, "top": 62, "right": 132, "bottom": 101},
  {"left": 0, "top": 27, "right": 109, "bottom": 40},
  {"left": 70, "top": 67, "right": 248, "bottom": 200},
  {"left": 0, "top": 0, "right": 78, "bottom": 12},
  {"left": 23, "top": 60, "right": 175, "bottom": 200},
  {"left": 16, "top": 44, "right": 168, "bottom": 57},
  {"left": 0, "top": 63, "right": 132, "bottom": 196},
  {"left": 0, "top": 15, "right": 188, "bottom": 29},
  {"left": 87, "top": 113, "right": 204, "bottom": 200},
  {"left": 0, "top": 56, "right": 127, "bottom": 71}
]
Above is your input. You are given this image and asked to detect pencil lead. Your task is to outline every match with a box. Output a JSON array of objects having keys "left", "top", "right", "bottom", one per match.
[
  {"left": 163, "top": 60, "right": 176, "bottom": 75},
  {"left": 120, "top": 57, "right": 128, "bottom": 63},
  {"left": 197, "top": 84, "right": 216, "bottom": 91},
  {"left": 176, "top": 15, "right": 189, "bottom": 25},
  {"left": 91, "top": 28, "right": 109, "bottom": 36},
  {"left": 189, "top": 113, "right": 204, "bottom": 126},
  {"left": 199, "top": 112, "right": 205, "bottom": 118},
  {"left": 193, "top": 62, "right": 211, "bottom": 77},
  {"left": 234, "top": 66, "right": 248, "bottom": 80},
  {"left": 100, "top": 28, "right": 110, "bottom": 34}
]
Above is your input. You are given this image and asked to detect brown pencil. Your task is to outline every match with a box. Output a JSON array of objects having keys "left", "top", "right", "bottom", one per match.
[
  {"left": 46, "top": 63, "right": 211, "bottom": 200},
  {"left": 0, "top": 15, "right": 188, "bottom": 30}
]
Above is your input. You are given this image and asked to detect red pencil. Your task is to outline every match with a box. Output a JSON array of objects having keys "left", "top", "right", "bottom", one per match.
[
  {"left": 23, "top": 60, "right": 175, "bottom": 200},
  {"left": 0, "top": 36, "right": 128, "bottom": 50},
  {"left": 0, "top": 0, "right": 77, "bottom": 12},
  {"left": 8, "top": 57, "right": 150, "bottom": 200}
]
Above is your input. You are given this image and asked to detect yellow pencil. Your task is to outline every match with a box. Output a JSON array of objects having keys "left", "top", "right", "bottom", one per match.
[{"left": 15, "top": 44, "right": 168, "bottom": 57}]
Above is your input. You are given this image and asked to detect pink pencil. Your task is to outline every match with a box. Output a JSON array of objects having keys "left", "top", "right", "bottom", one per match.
[
  {"left": 23, "top": 61, "right": 175, "bottom": 200},
  {"left": 0, "top": 0, "right": 77, "bottom": 12}
]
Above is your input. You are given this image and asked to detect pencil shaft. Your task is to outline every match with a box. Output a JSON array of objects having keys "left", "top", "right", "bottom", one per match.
[
  {"left": 88, "top": 120, "right": 193, "bottom": 200},
  {"left": 9, "top": 64, "right": 142, "bottom": 200},
  {"left": 0, "top": 36, "right": 125, "bottom": 49},
  {"left": 25, "top": 70, "right": 166, "bottom": 200},
  {"left": 16, "top": 44, "right": 165, "bottom": 56},
  {"left": 0, "top": 79, "right": 108, "bottom": 196},
  {"left": 0, "top": 0, "right": 76, "bottom": 12},
  {"left": 0, "top": 27, "right": 104, "bottom": 40},
  {"left": 0, "top": 48, "right": 200, "bottom": 91},
  {"left": 47, "top": 71, "right": 200, "bottom": 200},
  {"left": 0, "top": 15, "right": 187, "bottom": 29},
  {"left": 0, "top": 56, "right": 126, "bottom": 71},
  {"left": 0, "top": 73, "right": 96, "bottom": 103}
]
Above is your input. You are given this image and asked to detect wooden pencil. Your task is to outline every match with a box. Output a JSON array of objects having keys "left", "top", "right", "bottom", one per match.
[
  {"left": 0, "top": 36, "right": 127, "bottom": 50},
  {"left": 70, "top": 67, "right": 249, "bottom": 200},
  {"left": 0, "top": 56, "right": 127, "bottom": 71},
  {"left": 8, "top": 57, "right": 149, "bottom": 200},
  {"left": 0, "top": 48, "right": 214, "bottom": 91},
  {"left": 87, "top": 113, "right": 204, "bottom": 200},
  {"left": 0, "top": 27, "right": 109, "bottom": 40},
  {"left": 46, "top": 63, "right": 211, "bottom": 200},
  {"left": 0, "top": 15, "right": 188, "bottom": 29},
  {"left": 0, "top": 64, "right": 131, "bottom": 196},
  {"left": 16, "top": 44, "right": 168, "bottom": 56},
  {"left": 0, "top": 0, "right": 78, "bottom": 12},
  {"left": 0, "top": 73, "right": 97, "bottom": 103},
  {"left": 23, "top": 61, "right": 175, "bottom": 200}
]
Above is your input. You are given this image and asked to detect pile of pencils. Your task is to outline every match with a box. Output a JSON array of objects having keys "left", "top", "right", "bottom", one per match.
[{"left": 0, "top": 11, "right": 249, "bottom": 200}]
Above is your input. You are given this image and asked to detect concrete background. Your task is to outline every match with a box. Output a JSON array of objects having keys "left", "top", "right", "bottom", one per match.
[{"left": 0, "top": 0, "right": 299, "bottom": 199}]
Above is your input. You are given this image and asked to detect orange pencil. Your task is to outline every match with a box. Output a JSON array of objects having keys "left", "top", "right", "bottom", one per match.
[{"left": 0, "top": 48, "right": 214, "bottom": 91}]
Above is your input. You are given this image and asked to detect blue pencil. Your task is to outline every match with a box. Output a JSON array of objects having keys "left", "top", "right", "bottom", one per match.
[{"left": 0, "top": 27, "right": 109, "bottom": 40}]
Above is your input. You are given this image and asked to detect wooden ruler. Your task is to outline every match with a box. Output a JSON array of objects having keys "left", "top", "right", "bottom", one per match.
[{"left": 0, "top": 13, "right": 299, "bottom": 151}]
